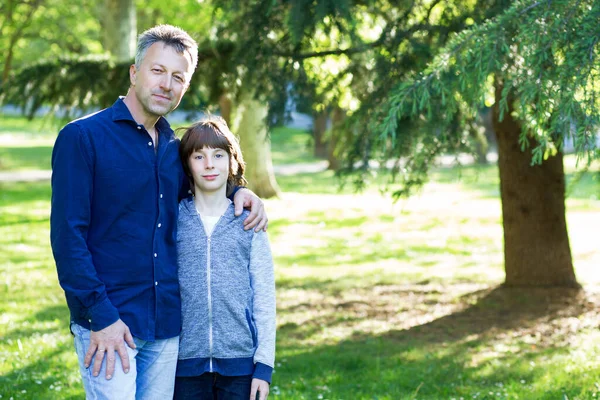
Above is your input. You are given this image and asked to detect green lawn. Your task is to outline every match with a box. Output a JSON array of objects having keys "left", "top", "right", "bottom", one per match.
[{"left": 1, "top": 115, "right": 600, "bottom": 399}]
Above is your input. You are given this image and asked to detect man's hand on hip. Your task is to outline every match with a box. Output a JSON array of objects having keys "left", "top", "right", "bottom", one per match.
[{"left": 84, "top": 319, "right": 136, "bottom": 380}]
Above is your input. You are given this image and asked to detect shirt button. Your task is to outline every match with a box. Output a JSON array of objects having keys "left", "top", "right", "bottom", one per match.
[
  {"left": 154, "top": 253, "right": 157, "bottom": 258},
  {"left": 160, "top": 194, "right": 163, "bottom": 199},
  {"left": 137, "top": 126, "right": 142, "bottom": 130},
  {"left": 157, "top": 223, "right": 162, "bottom": 228},
  {"left": 148, "top": 142, "right": 152, "bottom": 146},
  {"left": 155, "top": 281, "right": 158, "bottom": 286}
]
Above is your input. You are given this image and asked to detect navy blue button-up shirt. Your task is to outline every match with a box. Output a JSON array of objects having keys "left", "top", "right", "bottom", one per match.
[{"left": 50, "top": 98, "right": 188, "bottom": 341}]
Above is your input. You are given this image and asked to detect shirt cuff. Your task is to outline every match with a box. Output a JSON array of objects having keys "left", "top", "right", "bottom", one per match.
[
  {"left": 86, "top": 297, "right": 120, "bottom": 331},
  {"left": 252, "top": 362, "right": 273, "bottom": 384}
]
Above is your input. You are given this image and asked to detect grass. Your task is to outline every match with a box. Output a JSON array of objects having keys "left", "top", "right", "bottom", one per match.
[
  {"left": 1, "top": 115, "right": 600, "bottom": 399},
  {"left": 270, "top": 126, "right": 319, "bottom": 166}
]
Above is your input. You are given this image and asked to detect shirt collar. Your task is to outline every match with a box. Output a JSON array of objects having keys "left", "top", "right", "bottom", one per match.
[{"left": 111, "top": 96, "right": 173, "bottom": 135}]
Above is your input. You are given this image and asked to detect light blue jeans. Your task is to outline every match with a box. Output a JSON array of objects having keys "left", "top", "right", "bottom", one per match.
[{"left": 71, "top": 323, "right": 179, "bottom": 400}]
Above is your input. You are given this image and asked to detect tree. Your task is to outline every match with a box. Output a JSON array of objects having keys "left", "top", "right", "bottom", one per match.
[
  {"left": 100, "top": 0, "right": 136, "bottom": 62},
  {"left": 0, "top": 0, "right": 101, "bottom": 81},
  {"left": 360, "top": 0, "right": 599, "bottom": 286},
  {"left": 214, "top": 0, "right": 597, "bottom": 287}
]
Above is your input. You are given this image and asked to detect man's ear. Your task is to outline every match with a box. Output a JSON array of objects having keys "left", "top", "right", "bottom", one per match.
[{"left": 129, "top": 64, "right": 137, "bottom": 87}]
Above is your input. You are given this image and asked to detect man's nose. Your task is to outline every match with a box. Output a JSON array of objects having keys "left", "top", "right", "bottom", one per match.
[
  {"left": 204, "top": 158, "right": 214, "bottom": 169},
  {"left": 159, "top": 75, "right": 173, "bottom": 91}
]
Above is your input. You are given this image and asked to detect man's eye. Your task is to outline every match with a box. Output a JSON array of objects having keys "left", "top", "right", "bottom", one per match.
[{"left": 174, "top": 75, "right": 184, "bottom": 83}]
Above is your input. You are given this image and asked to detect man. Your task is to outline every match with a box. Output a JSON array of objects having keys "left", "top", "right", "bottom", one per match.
[{"left": 50, "top": 25, "right": 267, "bottom": 399}]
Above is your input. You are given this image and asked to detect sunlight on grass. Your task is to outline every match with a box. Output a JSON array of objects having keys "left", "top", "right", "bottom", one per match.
[{"left": 1, "top": 115, "right": 599, "bottom": 398}]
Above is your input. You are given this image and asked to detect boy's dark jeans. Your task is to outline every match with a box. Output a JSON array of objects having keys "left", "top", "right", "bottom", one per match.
[{"left": 173, "top": 373, "right": 252, "bottom": 400}]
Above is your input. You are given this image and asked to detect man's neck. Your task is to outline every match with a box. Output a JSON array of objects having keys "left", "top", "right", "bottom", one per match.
[{"left": 123, "top": 92, "right": 161, "bottom": 130}]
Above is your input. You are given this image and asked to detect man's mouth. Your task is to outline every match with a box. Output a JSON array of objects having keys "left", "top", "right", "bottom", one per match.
[
  {"left": 203, "top": 175, "right": 219, "bottom": 181},
  {"left": 153, "top": 94, "right": 171, "bottom": 101}
]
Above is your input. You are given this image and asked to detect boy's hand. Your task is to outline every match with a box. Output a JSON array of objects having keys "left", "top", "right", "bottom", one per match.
[{"left": 250, "top": 378, "right": 269, "bottom": 400}]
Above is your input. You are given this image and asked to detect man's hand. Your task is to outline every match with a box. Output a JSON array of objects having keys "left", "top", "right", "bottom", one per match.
[
  {"left": 233, "top": 188, "right": 268, "bottom": 232},
  {"left": 84, "top": 319, "right": 136, "bottom": 380},
  {"left": 250, "top": 378, "right": 269, "bottom": 400}
]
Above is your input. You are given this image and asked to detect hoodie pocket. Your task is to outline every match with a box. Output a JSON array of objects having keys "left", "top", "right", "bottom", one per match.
[{"left": 245, "top": 308, "right": 258, "bottom": 348}]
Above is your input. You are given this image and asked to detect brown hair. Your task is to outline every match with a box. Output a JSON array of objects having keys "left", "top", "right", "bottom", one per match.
[{"left": 178, "top": 116, "right": 247, "bottom": 197}]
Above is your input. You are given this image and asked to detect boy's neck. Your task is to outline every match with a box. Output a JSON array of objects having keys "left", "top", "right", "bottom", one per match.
[{"left": 193, "top": 188, "right": 230, "bottom": 217}]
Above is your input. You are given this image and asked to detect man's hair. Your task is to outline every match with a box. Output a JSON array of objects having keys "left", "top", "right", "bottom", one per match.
[
  {"left": 135, "top": 24, "right": 198, "bottom": 71},
  {"left": 178, "top": 116, "right": 247, "bottom": 197}
]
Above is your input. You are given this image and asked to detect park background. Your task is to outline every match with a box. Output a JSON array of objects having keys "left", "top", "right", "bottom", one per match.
[{"left": 1, "top": 0, "right": 599, "bottom": 399}]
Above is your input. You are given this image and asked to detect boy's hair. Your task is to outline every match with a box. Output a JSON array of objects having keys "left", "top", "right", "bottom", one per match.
[
  {"left": 135, "top": 25, "right": 198, "bottom": 72},
  {"left": 178, "top": 116, "right": 247, "bottom": 197}
]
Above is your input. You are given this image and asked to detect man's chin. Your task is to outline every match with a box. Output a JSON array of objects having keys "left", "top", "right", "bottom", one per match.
[{"left": 147, "top": 105, "right": 175, "bottom": 117}]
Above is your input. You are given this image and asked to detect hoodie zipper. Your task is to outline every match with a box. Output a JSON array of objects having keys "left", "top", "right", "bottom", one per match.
[
  {"left": 207, "top": 235, "right": 213, "bottom": 372},
  {"left": 196, "top": 207, "right": 226, "bottom": 373}
]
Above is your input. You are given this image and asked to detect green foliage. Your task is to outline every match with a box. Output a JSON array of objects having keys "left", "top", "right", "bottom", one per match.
[
  {"left": 362, "top": 0, "right": 600, "bottom": 196},
  {"left": 0, "top": 0, "right": 102, "bottom": 78},
  {"left": 0, "top": 54, "right": 211, "bottom": 119},
  {"left": 1, "top": 55, "right": 129, "bottom": 119}
]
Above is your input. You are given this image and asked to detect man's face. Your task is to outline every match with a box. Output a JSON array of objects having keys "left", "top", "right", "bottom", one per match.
[{"left": 130, "top": 42, "right": 193, "bottom": 118}]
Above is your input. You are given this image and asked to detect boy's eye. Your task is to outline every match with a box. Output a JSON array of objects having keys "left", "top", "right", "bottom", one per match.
[{"left": 215, "top": 153, "right": 223, "bottom": 158}]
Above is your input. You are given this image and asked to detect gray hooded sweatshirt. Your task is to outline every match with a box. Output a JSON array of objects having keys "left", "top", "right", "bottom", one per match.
[{"left": 175, "top": 197, "right": 276, "bottom": 383}]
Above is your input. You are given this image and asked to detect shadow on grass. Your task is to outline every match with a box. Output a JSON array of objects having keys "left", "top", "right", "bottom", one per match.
[
  {"left": 379, "top": 286, "right": 587, "bottom": 344},
  {"left": 275, "top": 240, "right": 470, "bottom": 268},
  {"left": 0, "top": 215, "right": 49, "bottom": 226},
  {"left": 0, "top": 181, "right": 51, "bottom": 206},
  {"left": 0, "top": 146, "right": 53, "bottom": 172},
  {"left": 1, "top": 304, "right": 70, "bottom": 343},
  {"left": 0, "top": 342, "right": 82, "bottom": 400},
  {"left": 275, "top": 286, "right": 592, "bottom": 399}
]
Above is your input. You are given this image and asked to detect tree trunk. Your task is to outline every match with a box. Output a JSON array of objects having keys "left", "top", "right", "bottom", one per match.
[
  {"left": 2, "top": 0, "right": 44, "bottom": 81},
  {"left": 234, "top": 90, "right": 281, "bottom": 198},
  {"left": 313, "top": 111, "right": 328, "bottom": 158},
  {"left": 218, "top": 92, "right": 233, "bottom": 126},
  {"left": 101, "top": 0, "right": 136, "bottom": 62},
  {"left": 492, "top": 84, "right": 578, "bottom": 287},
  {"left": 327, "top": 106, "right": 345, "bottom": 171},
  {"left": 470, "top": 120, "right": 489, "bottom": 165},
  {"left": 2, "top": 42, "right": 15, "bottom": 82}
]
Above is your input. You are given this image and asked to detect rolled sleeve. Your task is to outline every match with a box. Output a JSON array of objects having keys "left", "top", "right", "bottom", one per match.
[{"left": 50, "top": 122, "right": 119, "bottom": 331}]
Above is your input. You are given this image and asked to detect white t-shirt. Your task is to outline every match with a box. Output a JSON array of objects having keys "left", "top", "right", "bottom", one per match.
[
  {"left": 200, "top": 215, "right": 220, "bottom": 236},
  {"left": 196, "top": 199, "right": 232, "bottom": 236}
]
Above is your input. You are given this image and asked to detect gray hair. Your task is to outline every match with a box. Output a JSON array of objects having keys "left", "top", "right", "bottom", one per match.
[{"left": 135, "top": 25, "right": 198, "bottom": 72}]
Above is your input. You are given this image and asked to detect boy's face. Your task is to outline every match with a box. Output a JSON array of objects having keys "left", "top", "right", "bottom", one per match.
[{"left": 189, "top": 146, "right": 230, "bottom": 195}]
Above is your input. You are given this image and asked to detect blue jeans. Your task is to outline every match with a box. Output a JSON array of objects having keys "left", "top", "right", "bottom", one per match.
[
  {"left": 173, "top": 373, "right": 252, "bottom": 400},
  {"left": 71, "top": 323, "right": 179, "bottom": 400}
]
